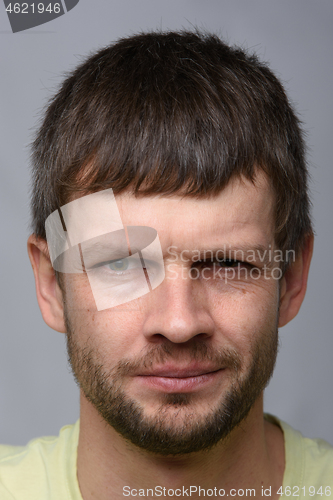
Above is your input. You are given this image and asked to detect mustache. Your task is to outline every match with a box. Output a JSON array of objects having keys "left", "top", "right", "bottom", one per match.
[{"left": 112, "top": 342, "right": 242, "bottom": 379}]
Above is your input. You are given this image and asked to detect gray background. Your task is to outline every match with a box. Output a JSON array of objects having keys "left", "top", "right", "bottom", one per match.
[{"left": 0, "top": 0, "right": 332, "bottom": 446}]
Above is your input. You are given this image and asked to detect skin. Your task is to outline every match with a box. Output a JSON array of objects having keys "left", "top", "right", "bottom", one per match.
[{"left": 28, "top": 172, "right": 313, "bottom": 500}]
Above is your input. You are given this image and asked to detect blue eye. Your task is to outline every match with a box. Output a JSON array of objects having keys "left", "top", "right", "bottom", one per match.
[{"left": 107, "top": 259, "right": 129, "bottom": 271}]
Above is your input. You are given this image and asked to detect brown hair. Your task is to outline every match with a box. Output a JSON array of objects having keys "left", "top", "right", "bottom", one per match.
[{"left": 31, "top": 30, "right": 312, "bottom": 256}]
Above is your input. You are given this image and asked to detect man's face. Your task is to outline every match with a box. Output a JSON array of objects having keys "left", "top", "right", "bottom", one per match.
[{"left": 63, "top": 173, "right": 280, "bottom": 455}]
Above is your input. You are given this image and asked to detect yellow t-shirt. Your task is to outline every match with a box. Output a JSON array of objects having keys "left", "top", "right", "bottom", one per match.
[
  {"left": 0, "top": 421, "right": 82, "bottom": 499},
  {"left": 266, "top": 414, "right": 333, "bottom": 498},
  {"left": 0, "top": 416, "right": 332, "bottom": 499}
]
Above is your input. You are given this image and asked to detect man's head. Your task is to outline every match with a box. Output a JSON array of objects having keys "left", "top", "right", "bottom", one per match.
[{"left": 28, "top": 31, "right": 313, "bottom": 455}]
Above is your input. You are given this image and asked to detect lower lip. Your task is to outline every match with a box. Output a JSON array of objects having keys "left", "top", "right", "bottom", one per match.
[{"left": 136, "top": 370, "right": 224, "bottom": 393}]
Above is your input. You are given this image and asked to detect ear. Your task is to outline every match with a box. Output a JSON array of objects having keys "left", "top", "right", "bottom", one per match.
[
  {"left": 27, "top": 235, "right": 67, "bottom": 333},
  {"left": 278, "top": 234, "right": 314, "bottom": 327}
]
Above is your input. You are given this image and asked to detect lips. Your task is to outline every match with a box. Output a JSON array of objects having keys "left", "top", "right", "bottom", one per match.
[
  {"left": 135, "top": 363, "right": 223, "bottom": 378},
  {"left": 133, "top": 364, "right": 225, "bottom": 392}
]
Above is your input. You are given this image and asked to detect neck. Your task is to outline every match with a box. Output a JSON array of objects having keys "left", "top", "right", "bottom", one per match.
[{"left": 77, "top": 391, "right": 285, "bottom": 500}]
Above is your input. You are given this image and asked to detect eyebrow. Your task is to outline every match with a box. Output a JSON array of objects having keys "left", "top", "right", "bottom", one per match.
[
  {"left": 81, "top": 242, "right": 130, "bottom": 263},
  {"left": 166, "top": 244, "right": 274, "bottom": 265}
]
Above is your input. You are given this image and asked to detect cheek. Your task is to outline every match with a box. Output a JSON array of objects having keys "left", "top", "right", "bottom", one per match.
[
  {"left": 207, "top": 279, "right": 279, "bottom": 351},
  {"left": 63, "top": 273, "right": 96, "bottom": 313},
  {"left": 64, "top": 274, "right": 147, "bottom": 359}
]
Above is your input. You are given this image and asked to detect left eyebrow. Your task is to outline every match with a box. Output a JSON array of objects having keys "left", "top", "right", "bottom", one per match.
[
  {"left": 170, "top": 244, "right": 274, "bottom": 266},
  {"left": 81, "top": 242, "right": 129, "bottom": 264}
]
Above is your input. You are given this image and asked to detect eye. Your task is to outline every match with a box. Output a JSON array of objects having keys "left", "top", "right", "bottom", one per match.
[
  {"left": 107, "top": 259, "right": 129, "bottom": 272},
  {"left": 216, "top": 258, "right": 240, "bottom": 268}
]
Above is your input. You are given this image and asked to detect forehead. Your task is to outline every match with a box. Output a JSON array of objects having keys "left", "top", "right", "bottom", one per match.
[{"left": 115, "top": 172, "right": 275, "bottom": 249}]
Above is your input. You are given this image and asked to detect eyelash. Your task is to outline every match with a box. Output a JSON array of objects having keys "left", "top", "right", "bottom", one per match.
[
  {"left": 194, "top": 258, "right": 254, "bottom": 269},
  {"left": 91, "top": 257, "right": 161, "bottom": 277},
  {"left": 90, "top": 258, "right": 134, "bottom": 273}
]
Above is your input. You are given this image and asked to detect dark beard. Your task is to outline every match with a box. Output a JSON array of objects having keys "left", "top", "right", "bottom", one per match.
[{"left": 65, "top": 312, "right": 278, "bottom": 456}]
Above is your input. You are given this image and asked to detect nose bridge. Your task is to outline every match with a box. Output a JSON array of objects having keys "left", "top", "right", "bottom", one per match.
[{"left": 142, "top": 263, "right": 214, "bottom": 343}]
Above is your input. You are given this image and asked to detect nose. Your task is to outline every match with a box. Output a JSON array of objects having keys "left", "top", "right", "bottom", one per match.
[{"left": 142, "top": 265, "right": 215, "bottom": 344}]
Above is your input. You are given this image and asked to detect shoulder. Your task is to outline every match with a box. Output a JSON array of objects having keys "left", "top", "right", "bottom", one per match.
[
  {"left": 0, "top": 421, "right": 81, "bottom": 500},
  {"left": 266, "top": 414, "right": 333, "bottom": 491}
]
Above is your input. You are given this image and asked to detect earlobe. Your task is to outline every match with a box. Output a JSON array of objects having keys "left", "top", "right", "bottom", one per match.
[
  {"left": 278, "top": 234, "right": 314, "bottom": 327},
  {"left": 27, "top": 235, "right": 67, "bottom": 333}
]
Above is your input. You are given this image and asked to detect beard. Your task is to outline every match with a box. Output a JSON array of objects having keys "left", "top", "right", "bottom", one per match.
[{"left": 65, "top": 309, "right": 278, "bottom": 456}]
